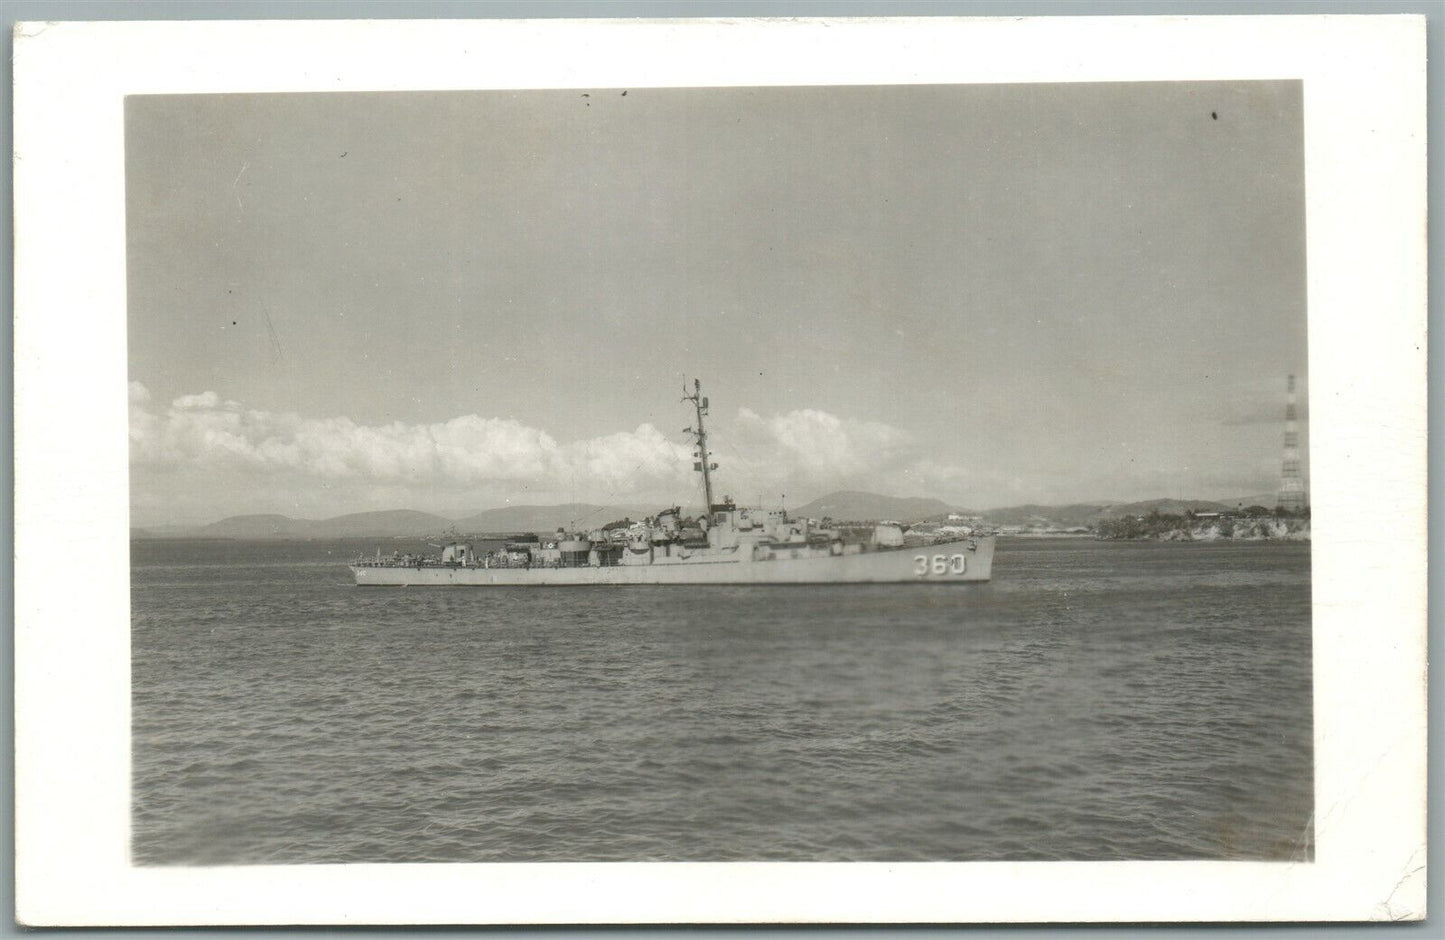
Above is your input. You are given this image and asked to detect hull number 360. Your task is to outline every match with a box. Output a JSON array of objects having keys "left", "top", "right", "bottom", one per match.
[{"left": 914, "top": 553, "right": 968, "bottom": 576}]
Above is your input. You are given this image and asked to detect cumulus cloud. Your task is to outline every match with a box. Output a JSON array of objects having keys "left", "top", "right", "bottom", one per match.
[
  {"left": 733, "top": 407, "right": 913, "bottom": 477},
  {"left": 129, "top": 387, "right": 693, "bottom": 499},
  {"left": 173, "top": 391, "right": 220, "bottom": 410},
  {"left": 686, "top": 406, "right": 992, "bottom": 507},
  {"left": 129, "top": 388, "right": 987, "bottom": 519}
]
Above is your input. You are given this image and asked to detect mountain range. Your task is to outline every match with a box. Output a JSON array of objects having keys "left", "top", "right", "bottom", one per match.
[
  {"left": 132, "top": 491, "right": 1277, "bottom": 539},
  {"left": 789, "top": 490, "right": 956, "bottom": 522},
  {"left": 971, "top": 499, "right": 1246, "bottom": 529}
]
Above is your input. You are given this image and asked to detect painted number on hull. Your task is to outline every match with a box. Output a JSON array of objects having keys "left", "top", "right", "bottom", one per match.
[{"left": 914, "top": 553, "right": 967, "bottom": 576}]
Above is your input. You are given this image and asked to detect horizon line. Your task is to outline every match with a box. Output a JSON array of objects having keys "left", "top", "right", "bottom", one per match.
[{"left": 132, "top": 491, "right": 1298, "bottom": 530}]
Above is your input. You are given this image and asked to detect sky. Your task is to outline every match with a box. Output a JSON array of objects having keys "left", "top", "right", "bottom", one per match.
[{"left": 126, "top": 82, "right": 1308, "bottom": 526}]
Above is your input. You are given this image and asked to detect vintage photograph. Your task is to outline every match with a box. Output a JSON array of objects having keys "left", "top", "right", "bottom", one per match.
[{"left": 126, "top": 81, "right": 1314, "bottom": 865}]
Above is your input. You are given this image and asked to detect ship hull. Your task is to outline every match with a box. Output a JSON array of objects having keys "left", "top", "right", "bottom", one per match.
[{"left": 352, "top": 537, "right": 995, "bottom": 586}]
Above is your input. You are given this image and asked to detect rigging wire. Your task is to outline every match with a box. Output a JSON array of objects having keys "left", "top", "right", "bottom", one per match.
[{"left": 559, "top": 382, "right": 765, "bottom": 530}]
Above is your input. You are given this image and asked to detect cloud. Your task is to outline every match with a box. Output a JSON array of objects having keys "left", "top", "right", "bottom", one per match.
[
  {"left": 172, "top": 391, "right": 220, "bottom": 410},
  {"left": 130, "top": 389, "right": 693, "bottom": 498},
  {"left": 732, "top": 407, "right": 912, "bottom": 477},
  {"left": 129, "top": 389, "right": 993, "bottom": 521}
]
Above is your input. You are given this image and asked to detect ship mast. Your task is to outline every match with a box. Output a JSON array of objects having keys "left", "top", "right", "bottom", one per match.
[{"left": 682, "top": 378, "right": 718, "bottom": 514}]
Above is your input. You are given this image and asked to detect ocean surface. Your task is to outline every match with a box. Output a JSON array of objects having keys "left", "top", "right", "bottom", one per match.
[{"left": 131, "top": 537, "right": 1313, "bottom": 864}]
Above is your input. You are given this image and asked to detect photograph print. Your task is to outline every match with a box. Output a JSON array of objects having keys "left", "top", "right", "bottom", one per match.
[{"left": 127, "top": 80, "right": 1313, "bottom": 865}]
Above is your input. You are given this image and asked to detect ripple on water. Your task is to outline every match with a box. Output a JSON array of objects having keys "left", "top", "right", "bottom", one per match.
[{"left": 131, "top": 537, "right": 1314, "bottom": 864}]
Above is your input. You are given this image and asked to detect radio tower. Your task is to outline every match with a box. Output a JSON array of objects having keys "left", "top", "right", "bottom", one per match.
[{"left": 1277, "top": 374, "right": 1307, "bottom": 512}]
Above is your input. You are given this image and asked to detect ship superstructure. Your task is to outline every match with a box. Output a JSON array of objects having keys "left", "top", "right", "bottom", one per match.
[{"left": 351, "top": 381, "right": 994, "bottom": 586}]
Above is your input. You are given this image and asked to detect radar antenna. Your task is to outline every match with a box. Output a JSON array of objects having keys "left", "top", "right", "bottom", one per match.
[{"left": 682, "top": 378, "right": 719, "bottom": 515}]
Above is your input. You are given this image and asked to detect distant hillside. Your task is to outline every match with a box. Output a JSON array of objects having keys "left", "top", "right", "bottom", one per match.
[
  {"left": 980, "top": 499, "right": 1236, "bottom": 529},
  {"left": 1096, "top": 499, "right": 1235, "bottom": 519},
  {"left": 197, "top": 514, "right": 316, "bottom": 538},
  {"left": 452, "top": 503, "right": 653, "bottom": 535},
  {"left": 978, "top": 503, "right": 1111, "bottom": 528},
  {"left": 137, "top": 493, "right": 1276, "bottom": 540},
  {"left": 131, "top": 523, "right": 209, "bottom": 539},
  {"left": 1221, "top": 493, "right": 1281, "bottom": 510},
  {"left": 309, "top": 510, "right": 451, "bottom": 537},
  {"left": 792, "top": 491, "right": 956, "bottom": 523},
  {"left": 185, "top": 510, "right": 448, "bottom": 539}
]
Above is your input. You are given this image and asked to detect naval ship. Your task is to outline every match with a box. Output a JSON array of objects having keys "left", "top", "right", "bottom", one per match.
[{"left": 350, "top": 381, "right": 995, "bottom": 586}]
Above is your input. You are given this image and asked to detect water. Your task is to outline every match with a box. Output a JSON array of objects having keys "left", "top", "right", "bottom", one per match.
[{"left": 131, "top": 537, "right": 1313, "bottom": 864}]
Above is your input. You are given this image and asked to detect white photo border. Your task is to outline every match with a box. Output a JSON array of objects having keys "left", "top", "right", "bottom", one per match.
[{"left": 12, "top": 15, "right": 1428, "bottom": 925}]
